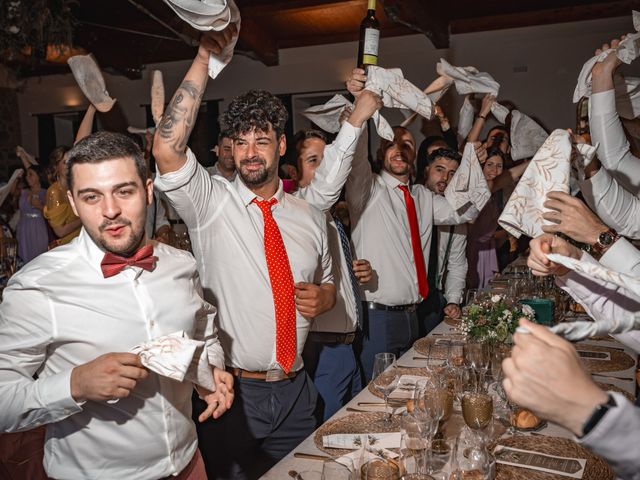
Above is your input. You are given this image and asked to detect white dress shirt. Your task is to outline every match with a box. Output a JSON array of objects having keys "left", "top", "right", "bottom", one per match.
[
  {"left": 206, "top": 163, "right": 237, "bottom": 181},
  {"left": 346, "top": 150, "right": 480, "bottom": 306},
  {"left": 0, "top": 228, "right": 224, "bottom": 480},
  {"left": 145, "top": 190, "right": 170, "bottom": 238},
  {"left": 436, "top": 224, "right": 468, "bottom": 305},
  {"left": 154, "top": 150, "right": 333, "bottom": 373},
  {"left": 308, "top": 214, "right": 359, "bottom": 334}
]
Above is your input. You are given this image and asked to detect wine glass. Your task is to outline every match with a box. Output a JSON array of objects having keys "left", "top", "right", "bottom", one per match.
[
  {"left": 464, "top": 342, "right": 490, "bottom": 393},
  {"left": 322, "top": 458, "right": 353, "bottom": 480},
  {"left": 415, "top": 389, "right": 445, "bottom": 475},
  {"left": 450, "top": 429, "right": 493, "bottom": 479},
  {"left": 372, "top": 353, "right": 400, "bottom": 422},
  {"left": 401, "top": 412, "right": 431, "bottom": 476},
  {"left": 465, "top": 289, "right": 478, "bottom": 306},
  {"left": 462, "top": 392, "right": 493, "bottom": 439}
]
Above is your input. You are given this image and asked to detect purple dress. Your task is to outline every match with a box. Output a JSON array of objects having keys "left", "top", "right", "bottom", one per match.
[
  {"left": 467, "top": 195, "right": 499, "bottom": 289},
  {"left": 17, "top": 189, "right": 49, "bottom": 264}
]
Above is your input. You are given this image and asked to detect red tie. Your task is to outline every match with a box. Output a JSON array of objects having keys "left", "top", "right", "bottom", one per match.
[
  {"left": 398, "top": 185, "right": 429, "bottom": 299},
  {"left": 253, "top": 198, "right": 297, "bottom": 373},
  {"left": 101, "top": 244, "right": 156, "bottom": 278}
]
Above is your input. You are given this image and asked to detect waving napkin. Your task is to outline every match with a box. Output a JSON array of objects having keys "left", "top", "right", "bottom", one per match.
[
  {"left": 128, "top": 69, "right": 165, "bottom": 134},
  {"left": 400, "top": 75, "right": 455, "bottom": 127},
  {"left": 545, "top": 253, "right": 640, "bottom": 341},
  {"left": 302, "top": 94, "right": 353, "bottom": 133},
  {"left": 131, "top": 330, "right": 215, "bottom": 390},
  {"left": 574, "top": 11, "right": 640, "bottom": 118},
  {"left": 364, "top": 66, "right": 435, "bottom": 140},
  {"left": 0, "top": 170, "right": 23, "bottom": 209},
  {"left": 445, "top": 141, "right": 491, "bottom": 214},
  {"left": 68, "top": 54, "right": 116, "bottom": 112},
  {"left": 163, "top": 0, "right": 240, "bottom": 79}
]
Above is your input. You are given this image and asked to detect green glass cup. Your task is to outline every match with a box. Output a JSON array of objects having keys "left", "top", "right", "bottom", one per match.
[{"left": 520, "top": 298, "right": 555, "bottom": 326}]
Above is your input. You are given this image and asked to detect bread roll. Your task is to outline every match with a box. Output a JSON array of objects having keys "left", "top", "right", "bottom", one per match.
[{"left": 512, "top": 408, "right": 541, "bottom": 429}]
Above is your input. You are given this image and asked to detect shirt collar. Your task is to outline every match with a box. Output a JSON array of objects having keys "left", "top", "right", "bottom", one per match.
[
  {"left": 234, "top": 176, "right": 286, "bottom": 207},
  {"left": 380, "top": 169, "right": 409, "bottom": 190}
]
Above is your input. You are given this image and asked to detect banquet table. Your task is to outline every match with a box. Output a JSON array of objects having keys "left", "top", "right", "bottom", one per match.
[{"left": 262, "top": 318, "right": 638, "bottom": 479}]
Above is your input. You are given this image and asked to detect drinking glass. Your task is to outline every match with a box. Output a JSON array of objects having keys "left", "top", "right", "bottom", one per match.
[
  {"left": 450, "top": 429, "right": 492, "bottom": 479},
  {"left": 361, "top": 459, "right": 399, "bottom": 480},
  {"left": 462, "top": 392, "right": 493, "bottom": 435},
  {"left": 372, "top": 353, "right": 400, "bottom": 422},
  {"left": 401, "top": 412, "right": 431, "bottom": 475},
  {"left": 465, "top": 289, "right": 478, "bottom": 306},
  {"left": 464, "top": 342, "right": 490, "bottom": 392},
  {"left": 322, "top": 458, "right": 353, "bottom": 480}
]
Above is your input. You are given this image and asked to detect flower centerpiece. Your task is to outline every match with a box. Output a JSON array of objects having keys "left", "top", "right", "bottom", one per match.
[{"left": 460, "top": 294, "right": 535, "bottom": 343}]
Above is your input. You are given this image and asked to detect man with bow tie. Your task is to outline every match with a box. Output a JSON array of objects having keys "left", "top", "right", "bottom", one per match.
[{"left": 0, "top": 131, "right": 233, "bottom": 480}]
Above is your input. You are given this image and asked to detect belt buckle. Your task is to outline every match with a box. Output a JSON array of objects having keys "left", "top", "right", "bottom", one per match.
[{"left": 265, "top": 368, "right": 287, "bottom": 382}]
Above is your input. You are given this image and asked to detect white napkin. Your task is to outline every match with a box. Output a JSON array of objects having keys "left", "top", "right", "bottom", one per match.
[
  {"left": 437, "top": 58, "right": 500, "bottom": 96},
  {"left": 509, "top": 110, "right": 549, "bottom": 160},
  {"left": 323, "top": 432, "right": 402, "bottom": 450},
  {"left": 336, "top": 445, "right": 399, "bottom": 473},
  {"left": 302, "top": 94, "right": 353, "bottom": 133},
  {"left": 444, "top": 141, "right": 491, "bottom": 214},
  {"left": 574, "top": 11, "right": 640, "bottom": 118},
  {"left": 16, "top": 146, "right": 37, "bottom": 166},
  {"left": 400, "top": 75, "right": 454, "bottom": 128},
  {"left": 131, "top": 330, "right": 215, "bottom": 390},
  {"left": 498, "top": 130, "right": 574, "bottom": 238},
  {"left": 67, "top": 54, "right": 116, "bottom": 112},
  {"left": 162, "top": 0, "right": 240, "bottom": 79},
  {"left": 546, "top": 253, "right": 640, "bottom": 340},
  {"left": 151, "top": 70, "right": 165, "bottom": 126},
  {"left": 364, "top": 66, "right": 435, "bottom": 140},
  {"left": 457, "top": 95, "right": 476, "bottom": 141},
  {"left": 0, "top": 170, "right": 23, "bottom": 209}
]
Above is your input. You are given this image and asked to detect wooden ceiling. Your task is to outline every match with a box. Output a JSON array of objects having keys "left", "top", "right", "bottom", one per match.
[{"left": 5, "top": 0, "right": 640, "bottom": 78}]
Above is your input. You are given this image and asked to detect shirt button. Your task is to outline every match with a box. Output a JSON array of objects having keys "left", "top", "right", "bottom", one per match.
[{"left": 149, "top": 319, "right": 155, "bottom": 327}]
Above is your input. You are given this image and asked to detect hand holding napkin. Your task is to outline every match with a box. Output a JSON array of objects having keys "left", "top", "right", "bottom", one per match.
[
  {"left": 68, "top": 54, "right": 116, "bottom": 112},
  {"left": 131, "top": 330, "right": 215, "bottom": 391}
]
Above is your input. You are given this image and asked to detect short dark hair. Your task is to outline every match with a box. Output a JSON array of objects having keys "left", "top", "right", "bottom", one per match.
[
  {"left": 484, "top": 145, "right": 508, "bottom": 164},
  {"left": 221, "top": 90, "right": 289, "bottom": 139},
  {"left": 66, "top": 131, "right": 147, "bottom": 190},
  {"left": 486, "top": 125, "right": 510, "bottom": 142},
  {"left": 293, "top": 128, "right": 328, "bottom": 147},
  {"left": 218, "top": 129, "right": 234, "bottom": 143},
  {"left": 416, "top": 147, "right": 461, "bottom": 184}
]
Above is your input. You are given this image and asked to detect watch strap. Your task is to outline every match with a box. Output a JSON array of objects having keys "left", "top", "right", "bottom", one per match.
[{"left": 580, "top": 394, "right": 616, "bottom": 437}]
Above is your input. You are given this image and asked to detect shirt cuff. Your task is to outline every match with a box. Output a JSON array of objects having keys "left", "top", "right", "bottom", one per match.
[
  {"left": 578, "top": 165, "right": 610, "bottom": 203},
  {"left": 600, "top": 238, "right": 637, "bottom": 272},
  {"left": 335, "top": 121, "right": 362, "bottom": 154},
  {"left": 154, "top": 148, "right": 198, "bottom": 193},
  {"left": 36, "top": 369, "right": 84, "bottom": 418},
  {"left": 589, "top": 89, "right": 616, "bottom": 117}
]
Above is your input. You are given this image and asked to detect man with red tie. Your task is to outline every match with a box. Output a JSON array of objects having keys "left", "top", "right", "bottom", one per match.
[
  {"left": 152, "top": 29, "right": 378, "bottom": 479},
  {"left": 0, "top": 131, "right": 233, "bottom": 480},
  {"left": 345, "top": 69, "right": 489, "bottom": 381}
]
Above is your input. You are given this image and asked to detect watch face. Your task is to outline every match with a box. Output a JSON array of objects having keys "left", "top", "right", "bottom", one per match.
[{"left": 599, "top": 232, "right": 614, "bottom": 246}]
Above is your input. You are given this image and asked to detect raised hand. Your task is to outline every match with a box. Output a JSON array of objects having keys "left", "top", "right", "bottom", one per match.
[
  {"left": 347, "top": 90, "right": 383, "bottom": 128},
  {"left": 527, "top": 233, "right": 582, "bottom": 277},
  {"left": 345, "top": 68, "right": 367, "bottom": 97},
  {"left": 541, "top": 191, "right": 609, "bottom": 244}
]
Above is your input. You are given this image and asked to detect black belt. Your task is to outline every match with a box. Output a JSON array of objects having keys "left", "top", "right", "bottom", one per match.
[
  {"left": 168, "top": 219, "right": 185, "bottom": 225},
  {"left": 365, "top": 301, "right": 417, "bottom": 312},
  {"left": 307, "top": 331, "right": 356, "bottom": 344}
]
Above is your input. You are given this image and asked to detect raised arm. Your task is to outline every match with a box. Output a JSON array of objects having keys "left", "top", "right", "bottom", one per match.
[
  {"left": 491, "top": 160, "right": 530, "bottom": 193},
  {"left": 465, "top": 94, "right": 495, "bottom": 144},
  {"left": 75, "top": 104, "right": 96, "bottom": 145},
  {"left": 153, "top": 27, "right": 236, "bottom": 174}
]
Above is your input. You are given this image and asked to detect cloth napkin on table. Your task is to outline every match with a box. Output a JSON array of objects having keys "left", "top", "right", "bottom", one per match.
[
  {"left": 131, "top": 330, "right": 215, "bottom": 391},
  {"left": 574, "top": 10, "right": 640, "bottom": 119},
  {"left": 497, "top": 130, "right": 597, "bottom": 238},
  {"left": 67, "top": 54, "right": 116, "bottom": 112},
  {"left": 323, "top": 432, "right": 402, "bottom": 450},
  {"left": 444, "top": 141, "right": 491, "bottom": 214},
  {"left": 545, "top": 253, "right": 640, "bottom": 341},
  {"left": 162, "top": 0, "right": 240, "bottom": 79}
]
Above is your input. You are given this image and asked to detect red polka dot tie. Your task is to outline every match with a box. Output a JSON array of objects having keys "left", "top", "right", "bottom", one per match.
[
  {"left": 253, "top": 198, "right": 297, "bottom": 373},
  {"left": 398, "top": 185, "right": 429, "bottom": 299}
]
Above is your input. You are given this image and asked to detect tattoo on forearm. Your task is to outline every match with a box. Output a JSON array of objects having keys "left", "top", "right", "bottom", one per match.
[{"left": 158, "top": 80, "right": 204, "bottom": 155}]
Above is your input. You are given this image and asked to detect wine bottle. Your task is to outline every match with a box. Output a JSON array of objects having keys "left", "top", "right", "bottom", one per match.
[{"left": 357, "top": 0, "right": 380, "bottom": 68}]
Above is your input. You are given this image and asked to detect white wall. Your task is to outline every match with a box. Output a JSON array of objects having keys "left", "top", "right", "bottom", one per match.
[{"left": 16, "top": 14, "right": 640, "bottom": 156}]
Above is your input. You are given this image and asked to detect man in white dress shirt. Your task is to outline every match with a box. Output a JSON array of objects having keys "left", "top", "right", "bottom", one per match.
[
  {"left": 345, "top": 69, "right": 485, "bottom": 380},
  {"left": 206, "top": 129, "right": 236, "bottom": 180},
  {"left": 418, "top": 147, "right": 468, "bottom": 335},
  {"left": 152, "top": 29, "right": 377, "bottom": 479},
  {"left": 0, "top": 131, "right": 233, "bottom": 480},
  {"left": 295, "top": 128, "right": 373, "bottom": 421}
]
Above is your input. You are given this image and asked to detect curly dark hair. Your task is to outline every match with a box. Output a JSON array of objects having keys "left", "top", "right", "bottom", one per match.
[{"left": 220, "top": 90, "right": 289, "bottom": 139}]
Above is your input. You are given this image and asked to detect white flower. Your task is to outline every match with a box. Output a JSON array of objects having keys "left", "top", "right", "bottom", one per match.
[
  {"left": 521, "top": 304, "right": 535, "bottom": 318},
  {"left": 491, "top": 295, "right": 502, "bottom": 303},
  {"left": 8, "top": 25, "right": 20, "bottom": 34}
]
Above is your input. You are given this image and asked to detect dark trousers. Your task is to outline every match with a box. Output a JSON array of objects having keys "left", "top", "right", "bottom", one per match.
[
  {"left": 193, "top": 371, "right": 317, "bottom": 480},
  {"left": 358, "top": 307, "right": 419, "bottom": 382},
  {"left": 303, "top": 341, "right": 362, "bottom": 424},
  {"left": 417, "top": 289, "right": 447, "bottom": 338}
]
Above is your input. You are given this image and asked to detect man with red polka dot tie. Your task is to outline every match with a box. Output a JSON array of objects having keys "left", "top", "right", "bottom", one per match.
[{"left": 153, "top": 31, "right": 378, "bottom": 480}]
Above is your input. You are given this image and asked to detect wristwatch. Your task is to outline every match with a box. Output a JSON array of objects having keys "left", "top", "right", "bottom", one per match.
[
  {"left": 580, "top": 394, "right": 616, "bottom": 437},
  {"left": 590, "top": 228, "right": 620, "bottom": 258}
]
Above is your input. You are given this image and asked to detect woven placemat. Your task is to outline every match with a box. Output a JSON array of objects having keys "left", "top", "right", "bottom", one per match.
[
  {"left": 595, "top": 382, "right": 636, "bottom": 402},
  {"left": 313, "top": 412, "right": 401, "bottom": 455},
  {"left": 367, "top": 366, "right": 432, "bottom": 398},
  {"left": 413, "top": 335, "right": 466, "bottom": 358},
  {"left": 575, "top": 343, "right": 636, "bottom": 373},
  {"left": 495, "top": 436, "right": 613, "bottom": 480}
]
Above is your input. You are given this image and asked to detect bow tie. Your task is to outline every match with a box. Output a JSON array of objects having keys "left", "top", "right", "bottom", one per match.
[{"left": 101, "top": 244, "right": 156, "bottom": 278}]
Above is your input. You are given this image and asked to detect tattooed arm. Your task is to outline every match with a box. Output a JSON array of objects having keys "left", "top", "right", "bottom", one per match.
[{"left": 153, "top": 26, "right": 237, "bottom": 174}]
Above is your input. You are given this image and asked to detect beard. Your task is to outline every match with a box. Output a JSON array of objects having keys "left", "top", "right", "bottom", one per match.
[
  {"left": 92, "top": 217, "right": 144, "bottom": 257},
  {"left": 385, "top": 154, "right": 411, "bottom": 176},
  {"left": 238, "top": 156, "right": 274, "bottom": 186}
]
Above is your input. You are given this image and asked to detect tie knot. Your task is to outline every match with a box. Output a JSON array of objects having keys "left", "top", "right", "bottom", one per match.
[
  {"left": 253, "top": 197, "right": 278, "bottom": 213},
  {"left": 398, "top": 184, "right": 410, "bottom": 194}
]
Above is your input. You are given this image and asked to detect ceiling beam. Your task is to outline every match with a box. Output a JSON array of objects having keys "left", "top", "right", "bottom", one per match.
[
  {"left": 236, "top": 18, "right": 279, "bottom": 66},
  {"left": 381, "top": 0, "right": 449, "bottom": 49},
  {"left": 451, "top": 1, "right": 640, "bottom": 34},
  {"left": 238, "top": 0, "right": 361, "bottom": 17}
]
